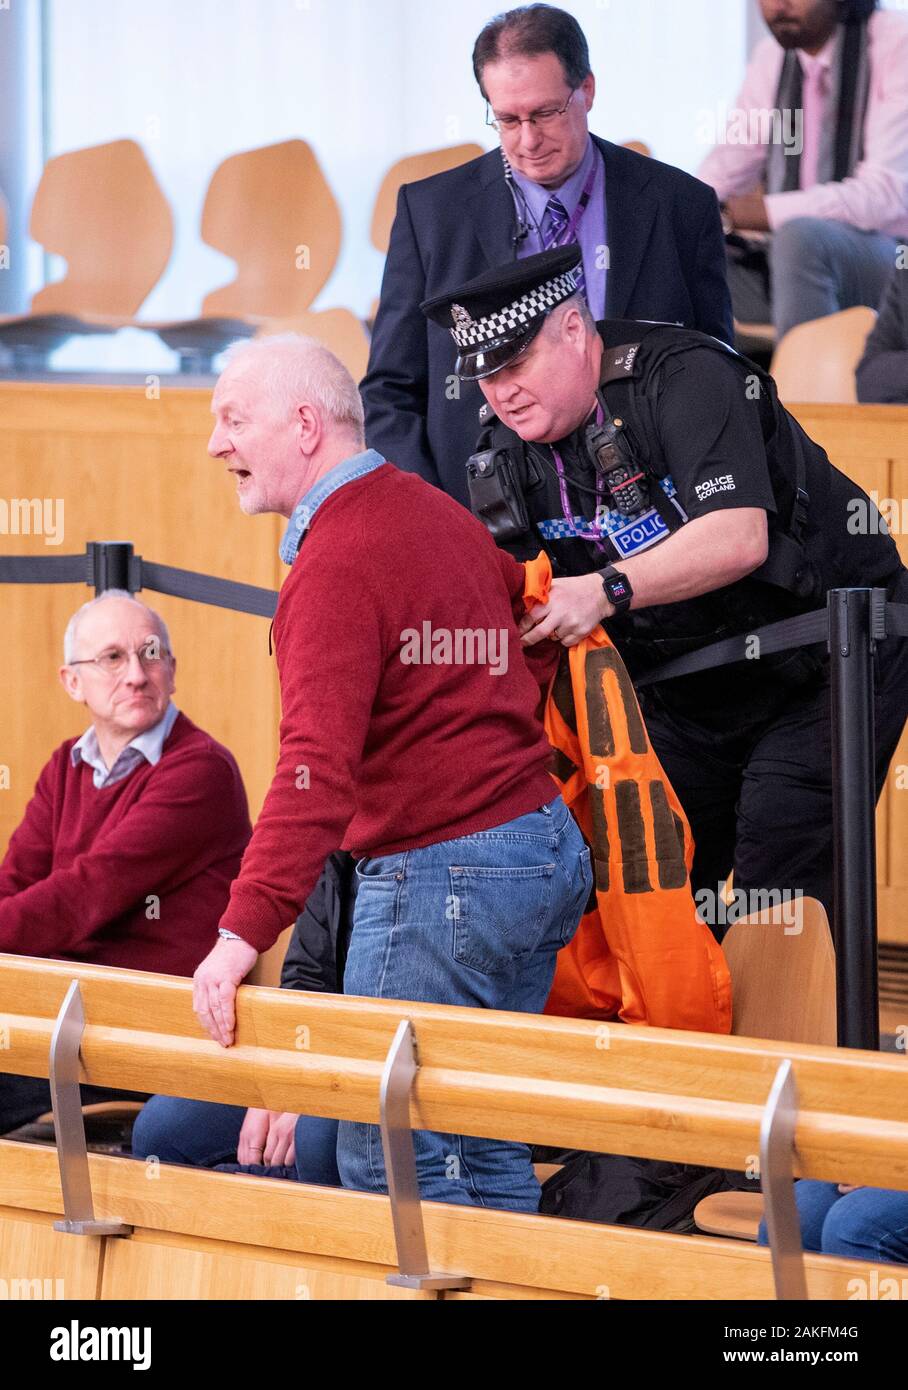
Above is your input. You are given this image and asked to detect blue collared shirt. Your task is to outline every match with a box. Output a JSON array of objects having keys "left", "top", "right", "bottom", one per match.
[
  {"left": 71, "top": 700, "right": 179, "bottom": 790},
  {"left": 279, "top": 448, "right": 387, "bottom": 565},
  {"left": 511, "top": 136, "right": 607, "bottom": 321}
]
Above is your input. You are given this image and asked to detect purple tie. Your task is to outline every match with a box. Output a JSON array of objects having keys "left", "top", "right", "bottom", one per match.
[{"left": 543, "top": 195, "right": 586, "bottom": 297}]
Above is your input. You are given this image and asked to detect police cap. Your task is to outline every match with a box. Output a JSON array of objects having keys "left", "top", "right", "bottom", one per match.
[{"left": 420, "top": 245, "right": 583, "bottom": 382}]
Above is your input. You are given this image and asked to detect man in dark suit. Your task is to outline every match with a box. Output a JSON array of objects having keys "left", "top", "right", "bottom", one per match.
[
  {"left": 361, "top": 3, "right": 733, "bottom": 506},
  {"left": 857, "top": 261, "right": 908, "bottom": 404}
]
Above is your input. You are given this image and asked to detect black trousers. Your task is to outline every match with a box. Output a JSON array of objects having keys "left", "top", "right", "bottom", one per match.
[
  {"left": 0, "top": 1075, "right": 149, "bottom": 1136},
  {"left": 639, "top": 572, "right": 908, "bottom": 935}
]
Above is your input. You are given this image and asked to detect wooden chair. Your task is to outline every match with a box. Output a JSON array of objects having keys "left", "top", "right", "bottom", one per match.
[
  {"left": 367, "top": 144, "right": 485, "bottom": 325},
  {"left": 254, "top": 309, "right": 370, "bottom": 382},
  {"left": 1, "top": 953, "right": 903, "bottom": 1301},
  {"left": 771, "top": 306, "right": 878, "bottom": 404},
  {"left": 0, "top": 140, "right": 174, "bottom": 369},
  {"left": 694, "top": 898, "right": 836, "bottom": 1241},
  {"left": 35, "top": 1102, "right": 145, "bottom": 1125},
  {"left": 149, "top": 140, "right": 343, "bottom": 371},
  {"left": 621, "top": 140, "right": 652, "bottom": 157},
  {"left": 370, "top": 144, "right": 485, "bottom": 259},
  {"left": 4, "top": 1101, "right": 145, "bottom": 1156}
]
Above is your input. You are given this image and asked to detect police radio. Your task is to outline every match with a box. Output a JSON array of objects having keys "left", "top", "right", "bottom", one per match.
[
  {"left": 466, "top": 447, "right": 532, "bottom": 542},
  {"left": 584, "top": 416, "right": 650, "bottom": 517}
]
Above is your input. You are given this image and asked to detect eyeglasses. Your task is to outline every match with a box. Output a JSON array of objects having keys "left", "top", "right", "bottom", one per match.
[
  {"left": 485, "top": 88, "right": 578, "bottom": 135},
  {"left": 68, "top": 643, "right": 172, "bottom": 677}
]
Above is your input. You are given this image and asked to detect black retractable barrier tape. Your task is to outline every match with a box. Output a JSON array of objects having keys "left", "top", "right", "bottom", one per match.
[
  {"left": 0, "top": 544, "right": 278, "bottom": 618},
  {"left": 2, "top": 544, "right": 905, "bottom": 1049},
  {"left": 0, "top": 554, "right": 88, "bottom": 584},
  {"left": 139, "top": 561, "right": 277, "bottom": 619}
]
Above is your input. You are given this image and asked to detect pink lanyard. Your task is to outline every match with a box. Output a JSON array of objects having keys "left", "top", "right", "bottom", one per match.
[{"left": 549, "top": 401, "right": 608, "bottom": 553}]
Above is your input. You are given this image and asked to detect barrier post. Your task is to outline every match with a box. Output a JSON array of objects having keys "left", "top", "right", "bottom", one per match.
[
  {"left": 86, "top": 541, "right": 138, "bottom": 595},
  {"left": 828, "top": 588, "right": 880, "bottom": 1051}
]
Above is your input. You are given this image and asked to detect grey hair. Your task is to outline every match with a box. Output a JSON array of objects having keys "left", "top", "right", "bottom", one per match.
[
  {"left": 544, "top": 292, "right": 596, "bottom": 338},
  {"left": 63, "top": 590, "right": 172, "bottom": 665},
  {"left": 222, "top": 333, "right": 365, "bottom": 441}
]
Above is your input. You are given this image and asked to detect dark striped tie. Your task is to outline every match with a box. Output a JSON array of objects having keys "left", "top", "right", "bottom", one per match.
[{"left": 542, "top": 195, "right": 586, "bottom": 297}]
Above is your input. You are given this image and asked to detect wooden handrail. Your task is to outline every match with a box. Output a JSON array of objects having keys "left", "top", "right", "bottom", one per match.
[{"left": 1, "top": 956, "right": 906, "bottom": 1189}]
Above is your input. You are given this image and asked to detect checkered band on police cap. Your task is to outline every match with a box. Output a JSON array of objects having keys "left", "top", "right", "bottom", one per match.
[{"left": 449, "top": 267, "right": 581, "bottom": 349}]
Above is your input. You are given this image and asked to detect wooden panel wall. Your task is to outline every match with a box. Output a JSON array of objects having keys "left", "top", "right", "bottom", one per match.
[
  {"left": 0, "top": 382, "right": 283, "bottom": 921},
  {"left": 2, "top": 1143, "right": 901, "bottom": 1301}
]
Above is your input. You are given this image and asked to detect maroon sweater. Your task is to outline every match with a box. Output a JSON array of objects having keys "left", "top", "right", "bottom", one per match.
[
  {"left": 220, "top": 462, "right": 559, "bottom": 952},
  {"left": 0, "top": 713, "right": 251, "bottom": 974}
]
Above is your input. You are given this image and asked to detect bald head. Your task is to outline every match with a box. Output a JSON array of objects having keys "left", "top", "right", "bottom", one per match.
[
  {"left": 64, "top": 590, "right": 171, "bottom": 666},
  {"left": 60, "top": 591, "right": 176, "bottom": 747}
]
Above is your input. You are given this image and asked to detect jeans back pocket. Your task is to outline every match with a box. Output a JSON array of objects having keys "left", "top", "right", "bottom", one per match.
[{"left": 448, "top": 863, "right": 556, "bottom": 975}]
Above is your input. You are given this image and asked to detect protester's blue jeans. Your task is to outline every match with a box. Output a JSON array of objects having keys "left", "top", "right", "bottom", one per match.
[
  {"left": 131, "top": 1095, "right": 340, "bottom": 1185},
  {"left": 758, "top": 1180, "right": 908, "bottom": 1263},
  {"left": 336, "top": 795, "right": 592, "bottom": 1212}
]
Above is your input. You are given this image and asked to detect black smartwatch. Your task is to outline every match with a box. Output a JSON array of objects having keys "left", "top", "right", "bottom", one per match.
[{"left": 599, "top": 565, "right": 633, "bottom": 613}]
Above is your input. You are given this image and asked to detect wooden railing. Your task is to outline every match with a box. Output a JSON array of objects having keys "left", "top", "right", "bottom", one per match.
[{"left": 0, "top": 956, "right": 905, "bottom": 1300}]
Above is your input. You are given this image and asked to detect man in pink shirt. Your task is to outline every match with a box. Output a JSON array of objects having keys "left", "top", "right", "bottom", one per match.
[{"left": 697, "top": 0, "right": 908, "bottom": 338}]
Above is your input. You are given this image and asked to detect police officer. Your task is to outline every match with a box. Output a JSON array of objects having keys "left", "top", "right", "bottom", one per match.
[{"left": 421, "top": 246, "right": 908, "bottom": 928}]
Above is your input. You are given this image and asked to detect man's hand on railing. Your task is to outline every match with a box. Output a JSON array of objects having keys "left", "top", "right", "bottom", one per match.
[{"left": 192, "top": 936, "right": 259, "bottom": 1047}]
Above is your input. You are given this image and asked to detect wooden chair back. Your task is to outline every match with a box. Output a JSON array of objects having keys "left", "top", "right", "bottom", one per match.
[
  {"left": 771, "top": 307, "right": 877, "bottom": 404},
  {"left": 694, "top": 898, "right": 836, "bottom": 1240},
  {"left": 370, "top": 144, "right": 485, "bottom": 254},
  {"left": 201, "top": 140, "right": 341, "bottom": 319},
  {"left": 723, "top": 897, "right": 837, "bottom": 1045},
  {"left": 29, "top": 140, "right": 173, "bottom": 317}
]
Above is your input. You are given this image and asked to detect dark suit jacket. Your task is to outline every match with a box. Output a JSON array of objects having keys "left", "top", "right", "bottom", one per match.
[
  {"left": 856, "top": 265, "right": 908, "bottom": 404},
  {"left": 361, "top": 137, "right": 734, "bottom": 507},
  {"left": 280, "top": 851, "right": 355, "bottom": 995}
]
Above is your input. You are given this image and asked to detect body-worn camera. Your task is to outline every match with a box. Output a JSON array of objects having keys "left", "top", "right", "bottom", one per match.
[
  {"left": 466, "top": 447, "right": 531, "bottom": 542},
  {"left": 585, "top": 418, "right": 650, "bottom": 517}
]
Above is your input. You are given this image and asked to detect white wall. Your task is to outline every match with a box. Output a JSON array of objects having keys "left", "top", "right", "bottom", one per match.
[{"left": 39, "top": 0, "right": 751, "bottom": 368}]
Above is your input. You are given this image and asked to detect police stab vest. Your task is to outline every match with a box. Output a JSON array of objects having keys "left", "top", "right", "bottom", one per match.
[{"left": 468, "top": 320, "right": 820, "bottom": 606}]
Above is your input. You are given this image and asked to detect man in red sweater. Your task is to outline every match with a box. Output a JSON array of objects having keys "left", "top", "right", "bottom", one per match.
[
  {"left": 0, "top": 590, "right": 251, "bottom": 1133},
  {"left": 196, "top": 333, "right": 591, "bottom": 1211}
]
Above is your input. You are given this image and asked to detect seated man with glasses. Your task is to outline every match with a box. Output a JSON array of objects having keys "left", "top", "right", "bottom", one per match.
[
  {"left": 0, "top": 589, "right": 251, "bottom": 1135},
  {"left": 362, "top": 2, "right": 732, "bottom": 510}
]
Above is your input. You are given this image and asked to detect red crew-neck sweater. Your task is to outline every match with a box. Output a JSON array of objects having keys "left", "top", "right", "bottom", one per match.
[
  {"left": 220, "top": 462, "right": 559, "bottom": 952},
  {"left": 0, "top": 712, "right": 251, "bottom": 974}
]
